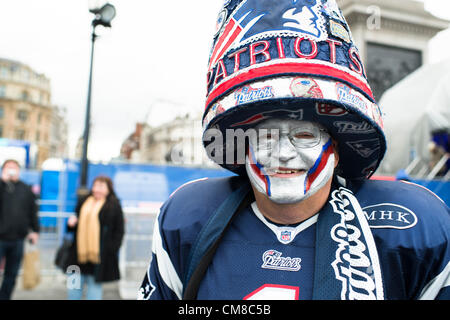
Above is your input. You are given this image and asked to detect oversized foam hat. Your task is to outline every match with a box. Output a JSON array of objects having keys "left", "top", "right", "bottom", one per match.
[{"left": 202, "top": 0, "right": 386, "bottom": 179}]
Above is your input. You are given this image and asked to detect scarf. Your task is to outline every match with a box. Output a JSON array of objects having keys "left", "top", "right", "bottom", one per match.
[
  {"left": 182, "top": 178, "right": 385, "bottom": 300},
  {"left": 312, "top": 184, "right": 385, "bottom": 300},
  {"left": 76, "top": 196, "right": 105, "bottom": 264}
]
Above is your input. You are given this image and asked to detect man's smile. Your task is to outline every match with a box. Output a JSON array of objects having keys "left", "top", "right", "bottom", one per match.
[{"left": 269, "top": 167, "right": 306, "bottom": 178}]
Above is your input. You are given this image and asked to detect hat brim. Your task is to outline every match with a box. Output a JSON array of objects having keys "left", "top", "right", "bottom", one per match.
[{"left": 202, "top": 76, "right": 386, "bottom": 179}]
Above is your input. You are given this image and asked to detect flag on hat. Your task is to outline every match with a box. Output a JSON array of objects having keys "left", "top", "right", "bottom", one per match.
[{"left": 202, "top": 0, "right": 386, "bottom": 179}]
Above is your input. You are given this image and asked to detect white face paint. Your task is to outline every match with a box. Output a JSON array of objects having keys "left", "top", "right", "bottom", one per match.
[{"left": 245, "top": 119, "right": 336, "bottom": 204}]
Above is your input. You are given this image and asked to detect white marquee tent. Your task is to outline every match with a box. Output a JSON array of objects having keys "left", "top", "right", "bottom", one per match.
[{"left": 377, "top": 58, "right": 450, "bottom": 176}]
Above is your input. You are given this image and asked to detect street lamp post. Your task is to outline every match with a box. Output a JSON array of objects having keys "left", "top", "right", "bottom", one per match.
[{"left": 78, "top": 3, "right": 116, "bottom": 196}]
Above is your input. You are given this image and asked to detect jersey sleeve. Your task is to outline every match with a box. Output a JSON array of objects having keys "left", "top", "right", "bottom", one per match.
[
  {"left": 137, "top": 176, "right": 238, "bottom": 300},
  {"left": 401, "top": 182, "right": 450, "bottom": 300},
  {"left": 419, "top": 262, "right": 450, "bottom": 300},
  {"left": 138, "top": 204, "right": 183, "bottom": 300},
  {"left": 417, "top": 199, "right": 450, "bottom": 300},
  {"left": 356, "top": 179, "right": 450, "bottom": 300}
]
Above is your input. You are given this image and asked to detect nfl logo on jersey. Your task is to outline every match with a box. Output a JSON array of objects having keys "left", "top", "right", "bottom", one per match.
[{"left": 281, "top": 230, "right": 291, "bottom": 242}]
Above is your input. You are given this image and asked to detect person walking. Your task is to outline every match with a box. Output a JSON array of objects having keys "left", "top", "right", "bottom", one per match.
[
  {"left": 0, "top": 159, "right": 39, "bottom": 300},
  {"left": 66, "top": 175, "right": 124, "bottom": 300}
]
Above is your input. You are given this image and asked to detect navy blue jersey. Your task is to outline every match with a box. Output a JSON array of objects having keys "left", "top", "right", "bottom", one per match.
[{"left": 138, "top": 177, "right": 450, "bottom": 300}]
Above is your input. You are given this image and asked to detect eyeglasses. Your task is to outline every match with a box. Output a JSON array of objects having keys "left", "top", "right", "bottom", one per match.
[{"left": 256, "top": 126, "right": 326, "bottom": 150}]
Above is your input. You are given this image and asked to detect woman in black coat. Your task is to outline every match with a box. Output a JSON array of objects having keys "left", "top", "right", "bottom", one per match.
[{"left": 66, "top": 175, "right": 125, "bottom": 300}]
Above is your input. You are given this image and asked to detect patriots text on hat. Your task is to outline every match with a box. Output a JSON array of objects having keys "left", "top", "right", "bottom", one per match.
[
  {"left": 202, "top": 0, "right": 387, "bottom": 180},
  {"left": 207, "top": 37, "right": 368, "bottom": 106}
]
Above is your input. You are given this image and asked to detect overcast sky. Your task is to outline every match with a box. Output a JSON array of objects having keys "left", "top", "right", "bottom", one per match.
[{"left": 0, "top": 0, "right": 449, "bottom": 162}]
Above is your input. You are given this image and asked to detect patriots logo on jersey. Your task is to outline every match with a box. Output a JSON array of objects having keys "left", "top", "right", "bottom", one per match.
[
  {"left": 261, "top": 249, "right": 302, "bottom": 271},
  {"left": 209, "top": 0, "right": 327, "bottom": 69}
]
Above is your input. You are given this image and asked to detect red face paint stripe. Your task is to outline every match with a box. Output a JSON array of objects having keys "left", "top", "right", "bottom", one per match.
[
  {"left": 305, "top": 141, "right": 334, "bottom": 194},
  {"left": 248, "top": 147, "right": 270, "bottom": 196}
]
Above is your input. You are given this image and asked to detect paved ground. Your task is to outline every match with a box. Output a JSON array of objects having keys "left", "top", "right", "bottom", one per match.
[
  {"left": 2, "top": 224, "right": 150, "bottom": 301},
  {"left": 10, "top": 273, "right": 123, "bottom": 300}
]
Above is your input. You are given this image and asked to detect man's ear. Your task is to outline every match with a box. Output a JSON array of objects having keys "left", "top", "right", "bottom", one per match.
[{"left": 332, "top": 139, "right": 339, "bottom": 168}]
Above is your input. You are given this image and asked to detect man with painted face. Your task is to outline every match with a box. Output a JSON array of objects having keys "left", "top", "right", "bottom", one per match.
[
  {"left": 246, "top": 119, "right": 337, "bottom": 207},
  {"left": 139, "top": 0, "right": 450, "bottom": 300}
]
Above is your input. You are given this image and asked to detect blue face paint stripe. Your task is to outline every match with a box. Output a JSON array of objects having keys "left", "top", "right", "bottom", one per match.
[
  {"left": 265, "top": 172, "right": 272, "bottom": 197},
  {"left": 303, "top": 138, "right": 333, "bottom": 194}
]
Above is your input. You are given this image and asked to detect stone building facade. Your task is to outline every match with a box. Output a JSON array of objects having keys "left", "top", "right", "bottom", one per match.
[
  {"left": 139, "top": 113, "right": 215, "bottom": 167},
  {"left": 338, "top": 0, "right": 449, "bottom": 100},
  {"left": 0, "top": 58, "right": 68, "bottom": 167}
]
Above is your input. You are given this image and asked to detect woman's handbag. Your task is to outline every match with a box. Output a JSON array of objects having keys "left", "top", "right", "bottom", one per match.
[{"left": 54, "top": 236, "right": 73, "bottom": 272}]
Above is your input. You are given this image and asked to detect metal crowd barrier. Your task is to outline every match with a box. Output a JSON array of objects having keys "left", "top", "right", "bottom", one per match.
[
  {"left": 119, "top": 207, "right": 157, "bottom": 299},
  {"left": 32, "top": 206, "right": 157, "bottom": 299}
]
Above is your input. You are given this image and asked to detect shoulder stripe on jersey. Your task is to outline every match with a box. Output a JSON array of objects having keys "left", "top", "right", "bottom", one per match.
[
  {"left": 152, "top": 212, "right": 183, "bottom": 299},
  {"left": 400, "top": 180, "right": 445, "bottom": 204},
  {"left": 419, "top": 261, "right": 450, "bottom": 300},
  {"left": 168, "top": 178, "right": 208, "bottom": 198}
]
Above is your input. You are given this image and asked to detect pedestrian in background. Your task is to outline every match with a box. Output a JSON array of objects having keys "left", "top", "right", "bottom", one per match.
[
  {"left": 66, "top": 175, "right": 124, "bottom": 300},
  {"left": 0, "top": 159, "right": 39, "bottom": 300}
]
